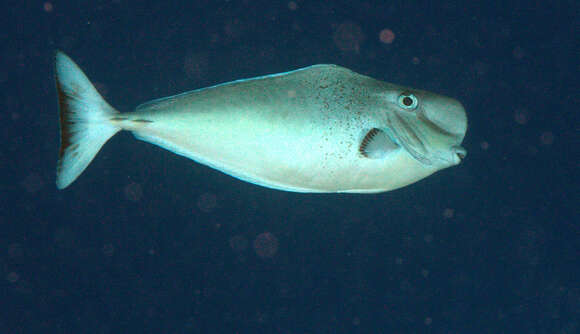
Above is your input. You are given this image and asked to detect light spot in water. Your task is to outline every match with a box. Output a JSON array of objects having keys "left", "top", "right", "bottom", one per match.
[
  {"left": 224, "top": 18, "right": 244, "bottom": 41},
  {"left": 54, "top": 227, "right": 76, "bottom": 249},
  {"left": 480, "top": 141, "right": 490, "bottom": 150},
  {"left": 540, "top": 131, "right": 554, "bottom": 146},
  {"left": 102, "top": 243, "right": 115, "bottom": 257},
  {"left": 412, "top": 56, "right": 421, "bottom": 65},
  {"left": 253, "top": 232, "right": 279, "bottom": 259},
  {"left": 512, "top": 46, "right": 525, "bottom": 60},
  {"left": 43, "top": 2, "right": 53, "bottom": 13},
  {"left": 333, "top": 22, "right": 365, "bottom": 53},
  {"left": 514, "top": 108, "right": 529, "bottom": 125},
  {"left": 197, "top": 192, "right": 218, "bottom": 213},
  {"left": 443, "top": 208, "right": 455, "bottom": 219},
  {"left": 287, "top": 1, "right": 298, "bottom": 11},
  {"left": 124, "top": 182, "right": 143, "bottom": 202},
  {"left": 6, "top": 272, "right": 19, "bottom": 283},
  {"left": 183, "top": 52, "right": 209, "bottom": 81},
  {"left": 472, "top": 61, "right": 490, "bottom": 76},
  {"left": 184, "top": 317, "right": 196, "bottom": 330},
  {"left": 425, "top": 317, "right": 432, "bottom": 325},
  {"left": 93, "top": 82, "right": 109, "bottom": 99},
  {"left": 379, "top": 28, "right": 395, "bottom": 44},
  {"left": 229, "top": 235, "right": 249, "bottom": 252},
  {"left": 21, "top": 173, "right": 44, "bottom": 193},
  {"left": 209, "top": 33, "right": 220, "bottom": 45},
  {"left": 7, "top": 243, "right": 24, "bottom": 258},
  {"left": 527, "top": 145, "right": 539, "bottom": 156}
]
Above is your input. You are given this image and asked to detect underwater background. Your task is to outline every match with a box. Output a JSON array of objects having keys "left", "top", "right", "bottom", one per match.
[{"left": 2, "top": 0, "right": 578, "bottom": 333}]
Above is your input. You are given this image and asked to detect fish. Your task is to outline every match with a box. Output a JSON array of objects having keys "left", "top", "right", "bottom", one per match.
[{"left": 54, "top": 51, "right": 467, "bottom": 193}]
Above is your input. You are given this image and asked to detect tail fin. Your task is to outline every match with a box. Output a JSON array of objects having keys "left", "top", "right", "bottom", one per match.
[{"left": 55, "top": 51, "right": 121, "bottom": 189}]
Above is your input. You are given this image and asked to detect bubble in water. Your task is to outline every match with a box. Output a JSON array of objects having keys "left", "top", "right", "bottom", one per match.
[
  {"left": 379, "top": 28, "right": 395, "bottom": 44},
  {"left": 253, "top": 232, "right": 279, "bottom": 259}
]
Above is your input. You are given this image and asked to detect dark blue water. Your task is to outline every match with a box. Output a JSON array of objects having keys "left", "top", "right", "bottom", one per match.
[{"left": 2, "top": 1, "right": 578, "bottom": 333}]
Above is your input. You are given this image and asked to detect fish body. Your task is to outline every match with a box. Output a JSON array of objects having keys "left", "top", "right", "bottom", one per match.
[{"left": 55, "top": 51, "right": 467, "bottom": 193}]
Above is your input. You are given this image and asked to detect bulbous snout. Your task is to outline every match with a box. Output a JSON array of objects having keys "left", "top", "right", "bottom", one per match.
[{"left": 423, "top": 96, "right": 467, "bottom": 140}]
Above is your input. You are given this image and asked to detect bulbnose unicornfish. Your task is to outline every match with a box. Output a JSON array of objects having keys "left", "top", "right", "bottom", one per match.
[{"left": 54, "top": 51, "right": 467, "bottom": 193}]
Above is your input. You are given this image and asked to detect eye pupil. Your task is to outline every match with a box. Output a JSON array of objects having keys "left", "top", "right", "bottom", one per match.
[
  {"left": 397, "top": 92, "right": 419, "bottom": 111},
  {"left": 398, "top": 92, "right": 418, "bottom": 110}
]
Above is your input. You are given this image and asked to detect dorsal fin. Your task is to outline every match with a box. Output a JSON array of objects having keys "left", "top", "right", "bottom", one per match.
[{"left": 136, "top": 94, "right": 182, "bottom": 112}]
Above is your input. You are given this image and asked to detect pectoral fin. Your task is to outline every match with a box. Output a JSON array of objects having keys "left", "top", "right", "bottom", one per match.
[{"left": 359, "top": 128, "right": 399, "bottom": 159}]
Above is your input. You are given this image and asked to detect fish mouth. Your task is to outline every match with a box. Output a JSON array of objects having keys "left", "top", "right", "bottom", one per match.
[
  {"left": 386, "top": 112, "right": 466, "bottom": 165},
  {"left": 452, "top": 145, "right": 467, "bottom": 162}
]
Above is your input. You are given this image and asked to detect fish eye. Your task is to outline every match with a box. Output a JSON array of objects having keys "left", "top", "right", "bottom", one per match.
[{"left": 397, "top": 92, "right": 418, "bottom": 110}]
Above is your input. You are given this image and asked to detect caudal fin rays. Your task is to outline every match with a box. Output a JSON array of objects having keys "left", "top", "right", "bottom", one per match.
[{"left": 55, "top": 51, "right": 121, "bottom": 189}]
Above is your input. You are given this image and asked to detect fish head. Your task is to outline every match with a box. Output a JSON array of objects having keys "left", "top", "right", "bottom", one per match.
[{"left": 377, "top": 86, "right": 468, "bottom": 168}]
